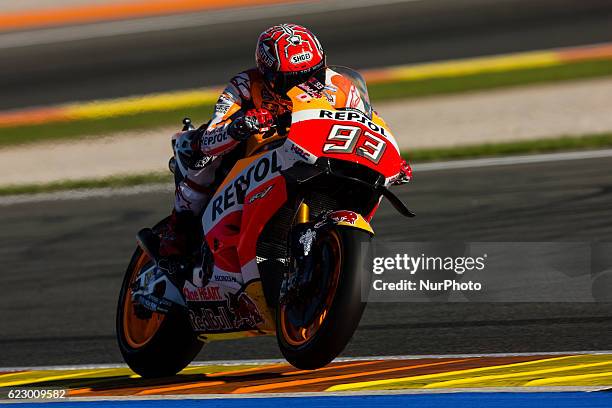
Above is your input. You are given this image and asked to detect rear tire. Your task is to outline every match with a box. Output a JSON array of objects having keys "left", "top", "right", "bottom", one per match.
[
  {"left": 116, "top": 246, "right": 202, "bottom": 378},
  {"left": 276, "top": 227, "right": 371, "bottom": 369}
]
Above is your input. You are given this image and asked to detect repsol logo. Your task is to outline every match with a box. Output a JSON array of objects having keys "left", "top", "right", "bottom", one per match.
[
  {"left": 319, "top": 109, "right": 387, "bottom": 136},
  {"left": 202, "top": 128, "right": 229, "bottom": 146},
  {"left": 211, "top": 151, "right": 282, "bottom": 221},
  {"left": 290, "top": 51, "right": 312, "bottom": 64}
]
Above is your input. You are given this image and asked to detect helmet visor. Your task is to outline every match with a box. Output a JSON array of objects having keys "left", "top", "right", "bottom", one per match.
[{"left": 265, "top": 63, "right": 325, "bottom": 94}]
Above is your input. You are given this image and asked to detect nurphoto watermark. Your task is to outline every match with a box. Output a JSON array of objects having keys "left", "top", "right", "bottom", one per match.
[{"left": 361, "top": 242, "right": 612, "bottom": 302}]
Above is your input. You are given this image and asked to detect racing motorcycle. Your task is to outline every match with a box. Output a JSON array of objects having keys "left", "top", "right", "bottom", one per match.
[{"left": 116, "top": 67, "right": 413, "bottom": 378}]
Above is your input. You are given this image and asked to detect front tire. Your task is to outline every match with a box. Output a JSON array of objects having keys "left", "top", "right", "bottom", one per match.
[
  {"left": 116, "top": 247, "right": 202, "bottom": 378},
  {"left": 276, "top": 227, "right": 371, "bottom": 369}
]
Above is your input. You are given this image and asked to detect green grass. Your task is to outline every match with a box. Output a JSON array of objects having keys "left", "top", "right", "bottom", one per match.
[
  {"left": 406, "top": 132, "right": 612, "bottom": 162},
  {"left": 2, "top": 132, "right": 611, "bottom": 196},
  {"left": 368, "top": 58, "right": 612, "bottom": 101},
  {"left": 0, "top": 106, "right": 216, "bottom": 147},
  {"left": 1, "top": 59, "right": 612, "bottom": 148}
]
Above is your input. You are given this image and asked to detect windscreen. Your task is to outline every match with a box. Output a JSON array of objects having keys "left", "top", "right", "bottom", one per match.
[{"left": 328, "top": 65, "right": 373, "bottom": 119}]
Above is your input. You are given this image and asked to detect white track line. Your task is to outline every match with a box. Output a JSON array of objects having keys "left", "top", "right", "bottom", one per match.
[
  {"left": 2, "top": 350, "right": 611, "bottom": 373},
  {"left": 0, "top": 0, "right": 422, "bottom": 50},
  {"left": 0, "top": 183, "right": 173, "bottom": 206},
  {"left": 1, "top": 148, "right": 611, "bottom": 206}
]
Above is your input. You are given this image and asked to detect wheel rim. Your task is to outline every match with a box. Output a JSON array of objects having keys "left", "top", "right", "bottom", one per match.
[
  {"left": 122, "top": 251, "right": 165, "bottom": 349},
  {"left": 280, "top": 229, "right": 342, "bottom": 347}
]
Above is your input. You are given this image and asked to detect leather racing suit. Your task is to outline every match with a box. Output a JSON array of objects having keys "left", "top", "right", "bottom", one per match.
[{"left": 161, "top": 67, "right": 374, "bottom": 257}]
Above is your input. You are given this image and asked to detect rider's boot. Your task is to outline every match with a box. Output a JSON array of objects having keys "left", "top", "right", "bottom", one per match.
[
  {"left": 158, "top": 176, "right": 212, "bottom": 280},
  {"left": 132, "top": 206, "right": 207, "bottom": 316},
  {"left": 133, "top": 175, "right": 212, "bottom": 315}
]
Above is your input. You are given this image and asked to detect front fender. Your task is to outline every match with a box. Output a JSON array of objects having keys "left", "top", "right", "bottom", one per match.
[{"left": 319, "top": 210, "right": 374, "bottom": 235}]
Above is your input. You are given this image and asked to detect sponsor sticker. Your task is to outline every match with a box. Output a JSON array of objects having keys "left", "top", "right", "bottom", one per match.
[
  {"left": 248, "top": 185, "right": 274, "bottom": 203},
  {"left": 319, "top": 109, "right": 388, "bottom": 137},
  {"left": 258, "top": 43, "right": 276, "bottom": 68},
  {"left": 202, "top": 127, "right": 229, "bottom": 146},
  {"left": 330, "top": 210, "right": 359, "bottom": 225},
  {"left": 210, "top": 151, "right": 283, "bottom": 222},
  {"left": 183, "top": 285, "right": 223, "bottom": 302},
  {"left": 187, "top": 292, "right": 264, "bottom": 333},
  {"left": 290, "top": 143, "right": 311, "bottom": 161},
  {"left": 290, "top": 51, "right": 313, "bottom": 64}
]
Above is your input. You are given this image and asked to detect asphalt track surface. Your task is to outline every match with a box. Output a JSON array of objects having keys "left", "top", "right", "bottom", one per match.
[
  {"left": 1, "top": 156, "right": 612, "bottom": 368},
  {"left": 2, "top": 0, "right": 612, "bottom": 109}
]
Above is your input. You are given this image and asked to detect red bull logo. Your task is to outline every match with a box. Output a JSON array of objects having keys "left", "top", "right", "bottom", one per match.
[
  {"left": 330, "top": 210, "right": 358, "bottom": 225},
  {"left": 230, "top": 293, "right": 264, "bottom": 328}
]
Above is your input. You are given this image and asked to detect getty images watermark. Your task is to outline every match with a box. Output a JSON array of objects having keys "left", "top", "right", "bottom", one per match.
[
  {"left": 361, "top": 242, "right": 612, "bottom": 302},
  {"left": 372, "top": 253, "right": 487, "bottom": 292}
]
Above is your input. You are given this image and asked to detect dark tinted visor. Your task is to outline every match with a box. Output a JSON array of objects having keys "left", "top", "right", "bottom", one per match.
[{"left": 265, "top": 63, "right": 326, "bottom": 94}]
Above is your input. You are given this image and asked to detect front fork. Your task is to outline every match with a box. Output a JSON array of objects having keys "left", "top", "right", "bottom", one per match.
[
  {"left": 297, "top": 202, "right": 310, "bottom": 224},
  {"left": 281, "top": 203, "right": 373, "bottom": 305},
  {"left": 281, "top": 202, "right": 316, "bottom": 306}
]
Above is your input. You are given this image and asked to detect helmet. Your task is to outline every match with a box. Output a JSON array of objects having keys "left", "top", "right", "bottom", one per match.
[{"left": 256, "top": 24, "right": 326, "bottom": 93}]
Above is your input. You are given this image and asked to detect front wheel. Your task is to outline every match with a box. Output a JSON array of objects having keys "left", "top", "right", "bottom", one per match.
[
  {"left": 116, "top": 246, "right": 202, "bottom": 378},
  {"left": 276, "top": 227, "right": 371, "bottom": 369}
]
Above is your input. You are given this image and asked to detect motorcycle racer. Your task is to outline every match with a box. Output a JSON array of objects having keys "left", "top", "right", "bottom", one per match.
[{"left": 157, "top": 24, "right": 412, "bottom": 279}]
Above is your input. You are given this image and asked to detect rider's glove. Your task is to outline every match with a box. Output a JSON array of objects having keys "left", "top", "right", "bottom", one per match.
[
  {"left": 228, "top": 109, "right": 274, "bottom": 141},
  {"left": 393, "top": 159, "right": 413, "bottom": 185}
]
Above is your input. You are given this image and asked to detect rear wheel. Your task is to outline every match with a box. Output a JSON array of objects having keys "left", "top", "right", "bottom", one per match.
[
  {"left": 276, "top": 227, "right": 371, "bottom": 369},
  {"left": 116, "top": 246, "right": 202, "bottom": 378}
]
